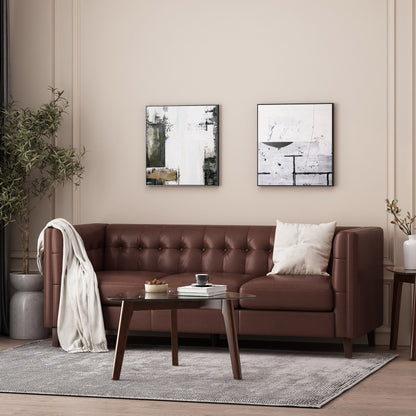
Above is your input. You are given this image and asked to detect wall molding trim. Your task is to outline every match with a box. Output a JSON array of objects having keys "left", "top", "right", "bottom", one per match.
[
  {"left": 413, "top": 0, "right": 416, "bottom": 215},
  {"left": 386, "top": 0, "right": 396, "bottom": 266},
  {"left": 72, "top": 0, "right": 81, "bottom": 225}
]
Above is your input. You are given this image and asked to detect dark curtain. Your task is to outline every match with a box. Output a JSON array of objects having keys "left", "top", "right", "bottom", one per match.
[{"left": 0, "top": 0, "right": 9, "bottom": 335}]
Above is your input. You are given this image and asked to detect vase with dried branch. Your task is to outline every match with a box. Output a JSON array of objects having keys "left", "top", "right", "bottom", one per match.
[{"left": 386, "top": 198, "right": 416, "bottom": 269}]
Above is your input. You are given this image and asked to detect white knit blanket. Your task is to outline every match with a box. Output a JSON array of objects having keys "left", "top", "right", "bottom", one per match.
[{"left": 37, "top": 218, "right": 108, "bottom": 353}]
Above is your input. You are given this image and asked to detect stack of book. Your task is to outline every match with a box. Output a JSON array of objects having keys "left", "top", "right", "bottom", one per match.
[{"left": 177, "top": 284, "right": 227, "bottom": 297}]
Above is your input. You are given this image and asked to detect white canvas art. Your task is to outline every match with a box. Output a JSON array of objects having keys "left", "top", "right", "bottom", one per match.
[
  {"left": 258, "top": 104, "right": 333, "bottom": 186},
  {"left": 146, "top": 105, "right": 219, "bottom": 186}
]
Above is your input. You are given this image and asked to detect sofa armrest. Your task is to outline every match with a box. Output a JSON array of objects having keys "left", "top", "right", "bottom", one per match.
[
  {"left": 43, "top": 223, "right": 107, "bottom": 328},
  {"left": 332, "top": 227, "right": 383, "bottom": 339},
  {"left": 43, "top": 227, "right": 64, "bottom": 328}
]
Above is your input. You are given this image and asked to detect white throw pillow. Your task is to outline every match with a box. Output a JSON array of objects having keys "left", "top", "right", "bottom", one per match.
[{"left": 267, "top": 219, "right": 336, "bottom": 276}]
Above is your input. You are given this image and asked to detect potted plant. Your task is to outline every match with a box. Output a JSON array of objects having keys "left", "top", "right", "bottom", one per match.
[
  {"left": 386, "top": 198, "right": 416, "bottom": 269},
  {"left": 0, "top": 88, "right": 84, "bottom": 338}
]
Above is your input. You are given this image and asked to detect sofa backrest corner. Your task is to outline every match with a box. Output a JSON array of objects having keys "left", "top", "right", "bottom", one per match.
[{"left": 74, "top": 223, "right": 107, "bottom": 271}]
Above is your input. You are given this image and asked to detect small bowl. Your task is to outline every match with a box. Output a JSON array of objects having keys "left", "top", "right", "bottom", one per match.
[
  {"left": 145, "top": 292, "right": 168, "bottom": 299},
  {"left": 145, "top": 283, "right": 168, "bottom": 293}
]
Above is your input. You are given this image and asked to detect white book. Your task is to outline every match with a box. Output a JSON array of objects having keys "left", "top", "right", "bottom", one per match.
[{"left": 177, "top": 284, "right": 227, "bottom": 296}]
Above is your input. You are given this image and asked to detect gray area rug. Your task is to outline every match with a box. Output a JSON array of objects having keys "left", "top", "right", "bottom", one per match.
[{"left": 0, "top": 341, "right": 396, "bottom": 408}]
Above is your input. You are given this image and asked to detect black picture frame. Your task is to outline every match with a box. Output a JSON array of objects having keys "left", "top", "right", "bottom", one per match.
[
  {"left": 257, "top": 103, "right": 334, "bottom": 186},
  {"left": 146, "top": 105, "right": 219, "bottom": 186}
]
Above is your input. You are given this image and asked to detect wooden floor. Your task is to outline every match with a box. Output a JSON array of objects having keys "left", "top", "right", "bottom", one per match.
[{"left": 0, "top": 337, "right": 415, "bottom": 416}]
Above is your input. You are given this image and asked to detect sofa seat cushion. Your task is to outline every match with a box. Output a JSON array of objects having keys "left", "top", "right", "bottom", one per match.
[
  {"left": 239, "top": 274, "right": 333, "bottom": 311},
  {"left": 163, "top": 272, "right": 254, "bottom": 293},
  {"left": 97, "top": 270, "right": 166, "bottom": 305}
]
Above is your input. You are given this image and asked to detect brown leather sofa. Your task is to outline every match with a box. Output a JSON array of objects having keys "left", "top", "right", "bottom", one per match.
[{"left": 43, "top": 223, "right": 384, "bottom": 357}]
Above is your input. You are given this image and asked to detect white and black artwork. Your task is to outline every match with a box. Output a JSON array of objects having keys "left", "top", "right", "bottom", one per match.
[
  {"left": 258, "top": 103, "right": 334, "bottom": 186},
  {"left": 146, "top": 105, "right": 219, "bottom": 186}
]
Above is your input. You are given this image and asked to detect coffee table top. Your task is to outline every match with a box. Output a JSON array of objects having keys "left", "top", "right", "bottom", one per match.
[{"left": 107, "top": 289, "right": 255, "bottom": 302}]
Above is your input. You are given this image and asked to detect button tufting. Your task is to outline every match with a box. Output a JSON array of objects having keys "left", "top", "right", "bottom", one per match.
[
  {"left": 201, "top": 248, "right": 206, "bottom": 252},
  {"left": 223, "top": 248, "right": 227, "bottom": 252},
  {"left": 158, "top": 247, "right": 162, "bottom": 251},
  {"left": 245, "top": 248, "right": 249, "bottom": 252},
  {"left": 179, "top": 247, "right": 184, "bottom": 252}
]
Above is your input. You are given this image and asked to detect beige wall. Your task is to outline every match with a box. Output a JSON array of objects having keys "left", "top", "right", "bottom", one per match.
[
  {"left": 79, "top": 0, "right": 388, "bottom": 227},
  {"left": 8, "top": 0, "right": 416, "bottom": 345}
]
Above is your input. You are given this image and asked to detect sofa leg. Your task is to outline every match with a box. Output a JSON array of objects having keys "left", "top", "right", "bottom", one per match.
[
  {"left": 367, "top": 330, "right": 376, "bottom": 347},
  {"left": 52, "top": 328, "right": 59, "bottom": 347},
  {"left": 343, "top": 338, "right": 352, "bottom": 358}
]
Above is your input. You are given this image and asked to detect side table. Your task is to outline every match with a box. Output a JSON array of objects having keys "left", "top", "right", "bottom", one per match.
[{"left": 387, "top": 266, "right": 416, "bottom": 360}]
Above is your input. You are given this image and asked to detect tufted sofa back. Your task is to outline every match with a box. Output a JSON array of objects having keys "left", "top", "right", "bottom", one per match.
[
  {"left": 72, "top": 223, "right": 358, "bottom": 277},
  {"left": 103, "top": 224, "right": 276, "bottom": 275}
]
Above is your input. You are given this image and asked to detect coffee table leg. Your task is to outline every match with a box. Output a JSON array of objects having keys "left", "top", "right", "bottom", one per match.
[
  {"left": 112, "top": 301, "right": 134, "bottom": 380},
  {"left": 390, "top": 276, "right": 403, "bottom": 350},
  {"left": 222, "top": 299, "right": 242, "bottom": 380},
  {"left": 171, "top": 309, "right": 178, "bottom": 366}
]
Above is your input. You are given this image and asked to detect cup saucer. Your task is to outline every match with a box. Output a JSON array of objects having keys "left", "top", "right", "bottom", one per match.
[{"left": 192, "top": 283, "right": 213, "bottom": 287}]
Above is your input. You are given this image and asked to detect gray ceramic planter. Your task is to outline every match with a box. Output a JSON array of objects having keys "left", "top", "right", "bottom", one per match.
[{"left": 9, "top": 272, "right": 49, "bottom": 340}]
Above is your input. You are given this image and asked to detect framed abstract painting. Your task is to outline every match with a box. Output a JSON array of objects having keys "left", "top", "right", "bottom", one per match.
[
  {"left": 257, "top": 103, "right": 334, "bottom": 186},
  {"left": 146, "top": 105, "right": 219, "bottom": 186}
]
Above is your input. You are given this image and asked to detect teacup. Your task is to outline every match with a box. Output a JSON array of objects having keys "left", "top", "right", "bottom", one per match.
[{"left": 195, "top": 273, "right": 211, "bottom": 286}]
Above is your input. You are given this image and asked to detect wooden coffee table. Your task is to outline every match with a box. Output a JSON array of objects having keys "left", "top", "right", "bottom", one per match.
[{"left": 107, "top": 290, "right": 255, "bottom": 380}]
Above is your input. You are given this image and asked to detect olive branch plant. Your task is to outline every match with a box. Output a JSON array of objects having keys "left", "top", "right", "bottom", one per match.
[
  {"left": 0, "top": 88, "right": 84, "bottom": 274},
  {"left": 386, "top": 198, "right": 416, "bottom": 236}
]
